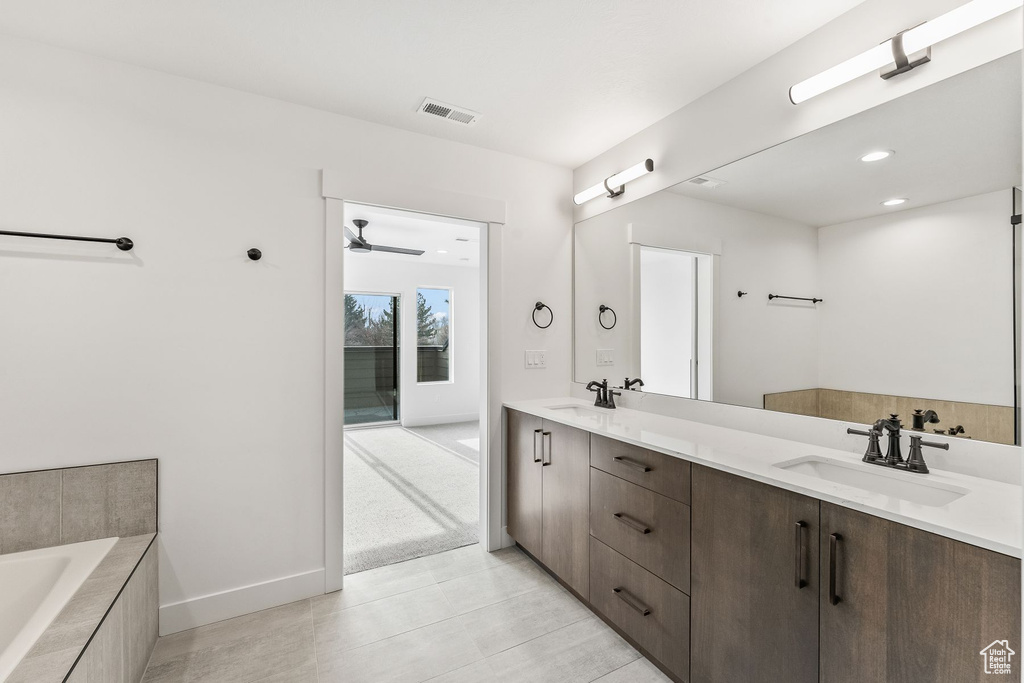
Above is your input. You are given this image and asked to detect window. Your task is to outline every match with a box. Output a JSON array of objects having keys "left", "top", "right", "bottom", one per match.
[{"left": 416, "top": 287, "right": 451, "bottom": 383}]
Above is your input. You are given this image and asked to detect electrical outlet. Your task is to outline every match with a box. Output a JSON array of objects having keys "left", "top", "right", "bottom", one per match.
[
  {"left": 597, "top": 349, "right": 615, "bottom": 366},
  {"left": 525, "top": 350, "right": 547, "bottom": 369}
]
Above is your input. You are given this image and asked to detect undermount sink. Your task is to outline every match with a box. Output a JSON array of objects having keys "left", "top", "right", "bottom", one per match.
[
  {"left": 545, "top": 404, "right": 610, "bottom": 418},
  {"left": 774, "top": 456, "right": 969, "bottom": 507}
]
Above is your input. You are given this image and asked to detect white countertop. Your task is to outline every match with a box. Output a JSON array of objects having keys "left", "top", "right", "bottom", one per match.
[{"left": 504, "top": 397, "right": 1022, "bottom": 558}]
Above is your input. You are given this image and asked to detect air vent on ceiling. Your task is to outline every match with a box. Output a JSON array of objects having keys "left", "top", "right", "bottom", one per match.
[
  {"left": 418, "top": 98, "right": 480, "bottom": 126},
  {"left": 687, "top": 176, "right": 726, "bottom": 189}
]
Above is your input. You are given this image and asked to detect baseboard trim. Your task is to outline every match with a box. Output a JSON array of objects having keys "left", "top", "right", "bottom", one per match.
[
  {"left": 401, "top": 413, "right": 479, "bottom": 428},
  {"left": 159, "top": 568, "right": 325, "bottom": 635}
]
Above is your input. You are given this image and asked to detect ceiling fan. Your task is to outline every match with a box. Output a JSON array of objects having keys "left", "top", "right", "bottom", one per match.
[{"left": 345, "top": 219, "right": 425, "bottom": 256}]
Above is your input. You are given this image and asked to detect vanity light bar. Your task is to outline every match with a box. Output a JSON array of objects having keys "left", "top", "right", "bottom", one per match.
[
  {"left": 573, "top": 159, "right": 655, "bottom": 205},
  {"left": 789, "top": 0, "right": 1022, "bottom": 104}
]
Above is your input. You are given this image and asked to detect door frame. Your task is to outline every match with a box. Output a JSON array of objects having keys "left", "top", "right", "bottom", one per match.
[{"left": 323, "top": 173, "right": 507, "bottom": 593}]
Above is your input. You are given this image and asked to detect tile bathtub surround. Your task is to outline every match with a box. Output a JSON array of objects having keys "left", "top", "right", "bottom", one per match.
[
  {"left": 62, "top": 460, "right": 159, "bottom": 543},
  {"left": 0, "top": 469, "right": 61, "bottom": 553},
  {"left": 9, "top": 534, "right": 157, "bottom": 683},
  {"left": 0, "top": 459, "right": 157, "bottom": 554},
  {"left": 141, "top": 543, "right": 670, "bottom": 683}
]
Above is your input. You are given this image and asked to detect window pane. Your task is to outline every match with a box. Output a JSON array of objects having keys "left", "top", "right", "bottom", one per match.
[
  {"left": 344, "top": 293, "right": 399, "bottom": 424},
  {"left": 417, "top": 288, "right": 451, "bottom": 382}
]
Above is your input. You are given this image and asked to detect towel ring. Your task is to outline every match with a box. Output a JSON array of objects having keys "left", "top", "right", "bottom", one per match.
[
  {"left": 598, "top": 304, "right": 617, "bottom": 330},
  {"left": 533, "top": 302, "right": 553, "bottom": 329}
]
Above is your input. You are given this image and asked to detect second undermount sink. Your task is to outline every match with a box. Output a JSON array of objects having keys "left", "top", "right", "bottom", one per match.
[
  {"left": 545, "top": 404, "right": 610, "bottom": 419},
  {"left": 774, "top": 456, "right": 969, "bottom": 507}
]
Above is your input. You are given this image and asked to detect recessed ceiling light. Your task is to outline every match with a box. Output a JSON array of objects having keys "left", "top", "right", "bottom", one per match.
[
  {"left": 437, "top": 249, "right": 448, "bottom": 254},
  {"left": 860, "top": 150, "right": 893, "bottom": 162},
  {"left": 882, "top": 198, "right": 907, "bottom": 206}
]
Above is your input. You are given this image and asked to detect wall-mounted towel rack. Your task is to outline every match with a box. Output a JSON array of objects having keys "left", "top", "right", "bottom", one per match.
[
  {"left": 533, "top": 302, "right": 553, "bottom": 329},
  {"left": 0, "top": 229, "right": 134, "bottom": 251},
  {"left": 768, "top": 294, "right": 822, "bottom": 304},
  {"left": 598, "top": 304, "right": 617, "bottom": 330}
]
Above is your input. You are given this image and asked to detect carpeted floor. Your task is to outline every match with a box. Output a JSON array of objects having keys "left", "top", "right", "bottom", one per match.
[
  {"left": 344, "top": 422, "right": 480, "bottom": 574},
  {"left": 405, "top": 421, "right": 481, "bottom": 464}
]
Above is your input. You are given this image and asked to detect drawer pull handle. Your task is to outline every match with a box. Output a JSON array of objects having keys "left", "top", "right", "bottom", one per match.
[
  {"left": 829, "top": 533, "right": 842, "bottom": 606},
  {"left": 613, "top": 513, "right": 651, "bottom": 535},
  {"left": 794, "top": 521, "right": 807, "bottom": 589},
  {"left": 541, "top": 432, "right": 552, "bottom": 466},
  {"left": 613, "top": 587, "right": 651, "bottom": 616},
  {"left": 532, "top": 429, "right": 543, "bottom": 463},
  {"left": 613, "top": 456, "right": 651, "bottom": 473}
]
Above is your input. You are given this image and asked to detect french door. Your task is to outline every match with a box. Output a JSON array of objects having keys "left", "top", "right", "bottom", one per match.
[{"left": 343, "top": 293, "right": 400, "bottom": 425}]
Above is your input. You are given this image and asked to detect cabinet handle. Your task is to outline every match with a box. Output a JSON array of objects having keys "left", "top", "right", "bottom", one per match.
[
  {"left": 794, "top": 521, "right": 807, "bottom": 589},
  {"left": 829, "top": 533, "right": 842, "bottom": 606},
  {"left": 532, "top": 429, "right": 543, "bottom": 463},
  {"left": 613, "top": 456, "right": 651, "bottom": 473},
  {"left": 541, "top": 432, "right": 552, "bottom": 466},
  {"left": 613, "top": 587, "right": 651, "bottom": 616},
  {"left": 613, "top": 513, "right": 652, "bottom": 535}
]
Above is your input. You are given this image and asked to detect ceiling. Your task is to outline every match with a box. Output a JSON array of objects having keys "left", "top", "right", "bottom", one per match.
[
  {"left": 0, "top": 0, "right": 864, "bottom": 168},
  {"left": 670, "top": 54, "right": 1023, "bottom": 227},
  {"left": 344, "top": 203, "right": 483, "bottom": 267}
]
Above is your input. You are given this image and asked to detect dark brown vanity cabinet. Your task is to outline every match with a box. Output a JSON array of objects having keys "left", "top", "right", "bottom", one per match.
[
  {"left": 819, "top": 502, "right": 1021, "bottom": 683},
  {"left": 506, "top": 410, "right": 543, "bottom": 557},
  {"left": 506, "top": 409, "right": 591, "bottom": 598},
  {"left": 507, "top": 414, "right": 1022, "bottom": 683},
  {"left": 690, "top": 464, "right": 820, "bottom": 683}
]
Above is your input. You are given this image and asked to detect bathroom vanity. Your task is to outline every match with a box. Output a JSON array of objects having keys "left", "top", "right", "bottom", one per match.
[{"left": 504, "top": 400, "right": 1021, "bottom": 683}]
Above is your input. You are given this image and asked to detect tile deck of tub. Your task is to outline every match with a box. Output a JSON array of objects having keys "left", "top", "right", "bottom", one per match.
[{"left": 141, "top": 544, "right": 672, "bottom": 683}]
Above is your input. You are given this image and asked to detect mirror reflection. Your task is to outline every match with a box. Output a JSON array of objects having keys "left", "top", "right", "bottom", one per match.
[{"left": 574, "top": 55, "right": 1022, "bottom": 445}]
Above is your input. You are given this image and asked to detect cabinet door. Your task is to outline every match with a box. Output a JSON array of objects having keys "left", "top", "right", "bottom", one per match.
[
  {"left": 691, "top": 465, "right": 820, "bottom": 683},
  {"left": 820, "top": 502, "right": 1021, "bottom": 683},
  {"left": 506, "top": 409, "right": 543, "bottom": 557},
  {"left": 541, "top": 420, "right": 591, "bottom": 599}
]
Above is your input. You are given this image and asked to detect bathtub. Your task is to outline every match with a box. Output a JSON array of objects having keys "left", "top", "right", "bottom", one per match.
[{"left": 0, "top": 537, "right": 118, "bottom": 682}]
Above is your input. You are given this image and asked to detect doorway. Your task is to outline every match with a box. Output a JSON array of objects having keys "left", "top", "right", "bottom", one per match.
[
  {"left": 639, "top": 245, "right": 713, "bottom": 399},
  {"left": 341, "top": 203, "right": 486, "bottom": 575}
]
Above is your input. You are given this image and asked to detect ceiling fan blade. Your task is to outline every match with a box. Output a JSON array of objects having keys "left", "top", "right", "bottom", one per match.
[
  {"left": 370, "top": 244, "right": 426, "bottom": 256},
  {"left": 344, "top": 226, "right": 361, "bottom": 244}
]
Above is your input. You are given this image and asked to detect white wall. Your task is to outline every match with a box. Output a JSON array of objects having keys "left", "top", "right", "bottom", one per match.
[
  {"left": 819, "top": 190, "right": 1015, "bottom": 406},
  {"left": 575, "top": 190, "right": 819, "bottom": 409},
  {"left": 0, "top": 36, "right": 572, "bottom": 631},
  {"left": 344, "top": 254, "right": 481, "bottom": 426}
]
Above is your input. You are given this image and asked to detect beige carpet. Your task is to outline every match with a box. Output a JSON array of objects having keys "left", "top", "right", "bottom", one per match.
[{"left": 344, "top": 426, "right": 479, "bottom": 574}]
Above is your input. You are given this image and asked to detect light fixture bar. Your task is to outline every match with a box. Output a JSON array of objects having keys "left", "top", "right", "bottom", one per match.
[
  {"left": 573, "top": 159, "right": 654, "bottom": 205},
  {"left": 789, "top": 0, "right": 1022, "bottom": 104}
]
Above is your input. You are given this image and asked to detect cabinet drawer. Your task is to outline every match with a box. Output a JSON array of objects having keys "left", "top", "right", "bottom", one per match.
[
  {"left": 591, "top": 435, "right": 690, "bottom": 504},
  {"left": 590, "top": 467, "right": 690, "bottom": 593},
  {"left": 591, "top": 537, "right": 689, "bottom": 680}
]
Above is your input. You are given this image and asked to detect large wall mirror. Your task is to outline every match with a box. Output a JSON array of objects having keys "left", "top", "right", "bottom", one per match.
[{"left": 574, "top": 54, "right": 1022, "bottom": 445}]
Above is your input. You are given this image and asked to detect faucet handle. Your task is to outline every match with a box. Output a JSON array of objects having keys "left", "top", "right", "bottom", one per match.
[{"left": 902, "top": 435, "right": 949, "bottom": 474}]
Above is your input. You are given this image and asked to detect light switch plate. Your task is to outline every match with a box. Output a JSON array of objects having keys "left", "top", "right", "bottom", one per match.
[
  {"left": 596, "top": 349, "right": 614, "bottom": 366},
  {"left": 525, "top": 350, "right": 547, "bottom": 369}
]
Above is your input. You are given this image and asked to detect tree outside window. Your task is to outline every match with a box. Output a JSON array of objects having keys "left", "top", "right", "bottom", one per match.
[{"left": 416, "top": 288, "right": 451, "bottom": 382}]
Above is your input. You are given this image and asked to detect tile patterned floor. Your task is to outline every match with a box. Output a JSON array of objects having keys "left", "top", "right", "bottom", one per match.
[{"left": 141, "top": 544, "right": 672, "bottom": 683}]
